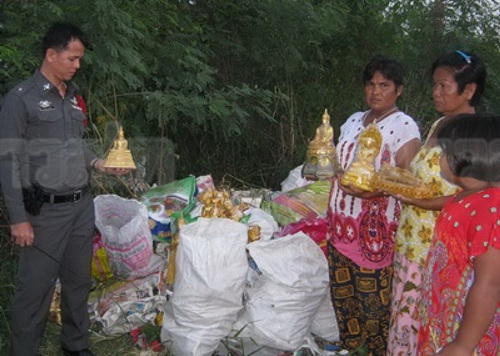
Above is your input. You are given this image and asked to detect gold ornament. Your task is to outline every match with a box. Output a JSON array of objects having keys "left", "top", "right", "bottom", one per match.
[
  {"left": 166, "top": 215, "right": 186, "bottom": 287},
  {"left": 372, "top": 164, "right": 435, "bottom": 199},
  {"left": 48, "top": 289, "right": 62, "bottom": 325},
  {"left": 247, "top": 225, "right": 261, "bottom": 243},
  {"left": 198, "top": 188, "right": 248, "bottom": 221},
  {"left": 103, "top": 126, "right": 136, "bottom": 169},
  {"left": 340, "top": 123, "right": 382, "bottom": 191},
  {"left": 302, "top": 109, "right": 342, "bottom": 180}
]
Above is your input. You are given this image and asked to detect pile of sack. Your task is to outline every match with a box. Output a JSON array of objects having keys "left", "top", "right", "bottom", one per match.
[{"left": 89, "top": 170, "right": 341, "bottom": 355}]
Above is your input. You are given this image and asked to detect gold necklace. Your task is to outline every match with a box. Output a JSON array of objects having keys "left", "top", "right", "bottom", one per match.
[{"left": 363, "top": 106, "right": 398, "bottom": 126}]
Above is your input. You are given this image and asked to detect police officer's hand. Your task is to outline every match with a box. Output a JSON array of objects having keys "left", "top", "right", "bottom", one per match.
[
  {"left": 11, "top": 222, "right": 35, "bottom": 247},
  {"left": 93, "top": 158, "right": 132, "bottom": 176},
  {"left": 107, "top": 167, "right": 132, "bottom": 176}
]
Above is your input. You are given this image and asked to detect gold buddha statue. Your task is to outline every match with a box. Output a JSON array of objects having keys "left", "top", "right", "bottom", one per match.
[
  {"left": 302, "top": 109, "right": 341, "bottom": 179},
  {"left": 103, "top": 126, "right": 137, "bottom": 170},
  {"left": 340, "top": 123, "right": 382, "bottom": 191}
]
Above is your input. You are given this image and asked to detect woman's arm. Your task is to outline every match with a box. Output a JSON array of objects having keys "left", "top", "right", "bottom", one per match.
[
  {"left": 392, "top": 194, "right": 450, "bottom": 211},
  {"left": 438, "top": 246, "right": 500, "bottom": 356},
  {"left": 392, "top": 137, "right": 451, "bottom": 210},
  {"left": 338, "top": 183, "right": 385, "bottom": 199},
  {"left": 395, "top": 137, "right": 421, "bottom": 169}
]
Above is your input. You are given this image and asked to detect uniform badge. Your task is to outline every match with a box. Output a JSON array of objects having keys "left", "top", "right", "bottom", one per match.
[
  {"left": 43, "top": 83, "right": 51, "bottom": 91},
  {"left": 39, "top": 100, "right": 54, "bottom": 111},
  {"left": 71, "top": 97, "right": 82, "bottom": 111}
]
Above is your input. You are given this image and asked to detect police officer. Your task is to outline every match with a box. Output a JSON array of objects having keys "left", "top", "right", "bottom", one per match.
[{"left": 0, "top": 23, "right": 128, "bottom": 356}]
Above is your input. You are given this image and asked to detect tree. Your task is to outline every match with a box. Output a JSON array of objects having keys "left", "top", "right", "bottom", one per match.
[{"left": 1, "top": 0, "right": 499, "bottom": 189}]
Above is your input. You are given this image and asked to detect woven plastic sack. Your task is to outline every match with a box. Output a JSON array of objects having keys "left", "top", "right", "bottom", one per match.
[
  {"left": 310, "top": 290, "right": 340, "bottom": 342},
  {"left": 244, "top": 207, "right": 279, "bottom": 241},
  {"left": 161, "top": 217, "right": 248, "bottom": 356},
  {"left": 94, "top": 195, "right": 153, "bottom": 279},
  {"left": 234, "top": 232, "right": 329, "bottom": 350}
]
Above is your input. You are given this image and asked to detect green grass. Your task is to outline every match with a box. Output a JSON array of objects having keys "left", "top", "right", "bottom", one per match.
[
  {"left": 38, "top": 323, "right": 140, "bottom": 356},
  {"left": 0, "top": 204, "right": 16, "bottom": 356}
]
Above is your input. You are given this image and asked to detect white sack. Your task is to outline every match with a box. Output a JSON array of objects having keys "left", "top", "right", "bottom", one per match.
[
  {"left": 234, "top": 232, "right": 329, "bottom": 350},
  {"left": 244, "top": 207, "right": 279, "bottom": 241},
  {"left": 161, "top": 218, "right": 248, "bottom": 356},
  {"left": 310, "top": 290, "right": 340, "bottom": 342},
  {"left": 94, "top": 195, "right": 153, "bottom": 279}
]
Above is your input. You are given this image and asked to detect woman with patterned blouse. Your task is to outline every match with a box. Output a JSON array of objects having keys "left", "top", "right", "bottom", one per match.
[
  {"left": 387, "top": 51, "right": 487, "bottom": 356},
  {"left": 328, "top": 55, "right": 421, "bottom": 355},
  {"left": 418, "top": 113, "right": 500, "bottom": 356}
]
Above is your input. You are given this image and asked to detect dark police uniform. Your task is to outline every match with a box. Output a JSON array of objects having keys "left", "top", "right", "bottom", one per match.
[{"left": 0, "top": 70, "right": 97, "bottom": 355}]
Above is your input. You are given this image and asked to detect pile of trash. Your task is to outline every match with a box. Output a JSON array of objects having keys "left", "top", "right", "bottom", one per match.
[{"left": 80, "top": 167, "right": 345, "bottom": 355}]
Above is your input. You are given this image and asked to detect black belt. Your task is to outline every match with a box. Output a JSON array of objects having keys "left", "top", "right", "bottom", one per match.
[{"left": 39, "top": 186, "right": 89, "bottom": 204}]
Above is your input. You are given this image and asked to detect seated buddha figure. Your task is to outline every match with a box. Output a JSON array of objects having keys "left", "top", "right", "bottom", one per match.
[
  {"left": 303, "top": 109, "right": 341, "bottom": 179},
  {"left": 103, "top": 126, "right": 136, "bottom": 169},
  {"left": 113, "top": 127, "right": 129, "bottom": 150},
  {"left": 340, "top": 123, "right": 382, "bottom": 191},
  {"left": 311, "top": 109, "right": 335, "bottom": 148}
]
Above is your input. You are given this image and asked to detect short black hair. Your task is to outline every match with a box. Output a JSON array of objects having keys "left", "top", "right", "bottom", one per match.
[
  {"left": 362, "top": 55, "right": 405, "bottom": 88},
  {"left": 42, "top": 22, "right": 88, "bottom": 57},
  {"left": 438, "top": 113, "right": 500, "bottom": 182},
  {"left": 432, "top": 51, "right": 487, "bottom": 107}
]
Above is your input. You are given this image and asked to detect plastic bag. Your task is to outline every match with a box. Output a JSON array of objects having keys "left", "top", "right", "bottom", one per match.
[
  {"left": 161, "top": 218, "right": 249, "bottom": 356},
  {"left": 262, "top": 180, "right": 331, "bottom": 227},
  {"left": 88, "top": 258, "right": 166, "bottom": 315},
  {"left": 88, "top": 262, "right": 167, "bottom": 335},
  {"left": 196, "top": 174, "right": 215, "bottom": 193},
  {"left": 91, "top": 231, "right": 113, "bottom": 282},
  {"left": 140, "top": 175, "right": 197, "bottom": 242},
  {"left": 234, "top": 232, "right": 329, "bottom": 350},
  {"left": 94, "top": 195, "right": 153, "bottom": 279},
  {"left": 281, "top": 165, "right": 315, "bottom": 192},
  {"left": 276, "top": 217, "right": 329, "bottom": 257},
  {"left": 294, "top": 334, "right": 348, "bottom": 355},
  {"left": 244, "top": 207, "right": 279, "bottom": 241},
  {"left": 97, "top": 295, "right": 165, "bottom": 335}
]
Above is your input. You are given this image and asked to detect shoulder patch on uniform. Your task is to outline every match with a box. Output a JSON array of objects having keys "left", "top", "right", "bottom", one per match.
[{"left": 12, "top": 78, "right": 36, "bottom": 97}]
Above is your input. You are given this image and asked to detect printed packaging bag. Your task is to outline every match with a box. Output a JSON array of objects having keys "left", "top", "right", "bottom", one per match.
[{"left": 140, "top": 176, "right": 197, "bottom": 242}]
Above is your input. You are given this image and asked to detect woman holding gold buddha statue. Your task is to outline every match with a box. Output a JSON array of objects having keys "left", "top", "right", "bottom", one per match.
[
  {"left": 387, "top": 51, "right": 487, "bottom": 356},
  {"left": 327, "top": 55, "right": 421, "bottom": 355}
]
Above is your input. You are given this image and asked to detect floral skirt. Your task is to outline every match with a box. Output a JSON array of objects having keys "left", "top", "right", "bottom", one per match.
[
  {"left": 328, "top": 242, "right": 393, "bottom": 356},
  {"left": 387, "top": 252, "right": 423, "bottom": 356}
]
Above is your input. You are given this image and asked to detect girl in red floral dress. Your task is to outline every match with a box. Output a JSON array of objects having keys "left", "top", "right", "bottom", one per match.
[{"left": 417, "top": 113, "right": 500, "bottom": 356}]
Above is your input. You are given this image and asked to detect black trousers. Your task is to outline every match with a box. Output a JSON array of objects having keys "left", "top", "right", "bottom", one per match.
[{"left": 10, "top": 194, "right": 95, "bottom": 356}]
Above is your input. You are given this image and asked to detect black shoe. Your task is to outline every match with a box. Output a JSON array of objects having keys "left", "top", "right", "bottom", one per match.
[{"left": 61, "top": 348, "right": 96, "bottom": 356}]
